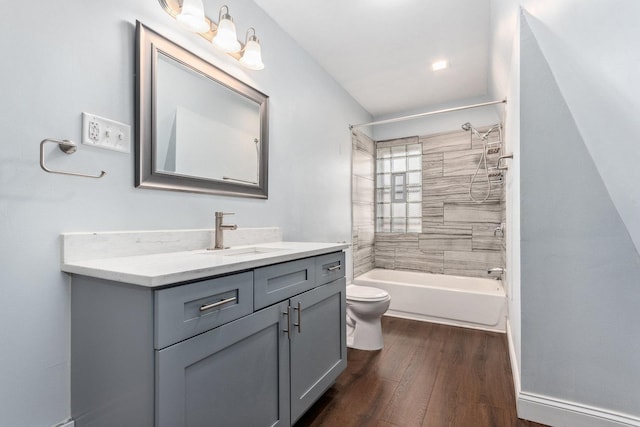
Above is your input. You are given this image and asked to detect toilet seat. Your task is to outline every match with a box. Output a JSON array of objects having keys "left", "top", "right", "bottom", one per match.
[{"left": 346, "top": 285, "right": 389, "bottom": 302}]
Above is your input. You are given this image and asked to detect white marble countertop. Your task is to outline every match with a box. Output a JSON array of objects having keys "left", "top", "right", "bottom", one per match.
[{"left": 61, "top": 241, "right": 349, "bottom": 287}]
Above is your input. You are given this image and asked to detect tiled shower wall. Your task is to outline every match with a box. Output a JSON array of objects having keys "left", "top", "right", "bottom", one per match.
[
  {"left": 351, "top": 130, "right": 376, "bottom": 278},
  {"left": 374, "top": 127, "right": 506, "bottom": 278}
]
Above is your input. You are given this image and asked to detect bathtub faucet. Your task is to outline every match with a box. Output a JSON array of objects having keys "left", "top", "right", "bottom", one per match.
[{"left": 487, "top": 267, "right": 505, "bottom": 278}]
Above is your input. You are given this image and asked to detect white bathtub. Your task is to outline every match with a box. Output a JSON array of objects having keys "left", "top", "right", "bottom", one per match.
[{"left": 353, "top": 269, "right": 506, "bottom": 332}]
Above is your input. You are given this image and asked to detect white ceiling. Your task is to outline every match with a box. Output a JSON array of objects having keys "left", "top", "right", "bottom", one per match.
[{"left": 254, "top": 0, "right": 492, "bottom": 117}]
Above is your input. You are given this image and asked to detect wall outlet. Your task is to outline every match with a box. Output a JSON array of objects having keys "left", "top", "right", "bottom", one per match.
[{"left": 82, "top": 112, "right": 131, "bottom": 153}]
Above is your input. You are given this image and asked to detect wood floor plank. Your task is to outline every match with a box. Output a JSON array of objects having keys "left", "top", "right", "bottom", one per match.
[
  {"left": 422, "top": 326, "right": 484, "bottom": 417},
  {"left": 375, "top": 318, "right": 425, "bottom": 383},
  {"left": 295, "top": 317, "right": 549, "bottom": 427},
  {"left": 379, "top": 323, "right": 446, "bottom": 426}
]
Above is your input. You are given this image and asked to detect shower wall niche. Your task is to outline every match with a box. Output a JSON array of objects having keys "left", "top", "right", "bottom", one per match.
[{"left": 352, "top": 125, "right": 506, "bottom": 279}]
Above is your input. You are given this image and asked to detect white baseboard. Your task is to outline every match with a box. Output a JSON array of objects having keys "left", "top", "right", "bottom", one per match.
[
  {"left": 506, "top": 320, "right": 521, "bottom": 396},
  {"left": 52, "top": 420, "right": 74, "bottom": 427},
  {"left": 507, "top": 321, "right": 639, "bottom": 427},
  {"left": 518, "top": 393, "right": 640, "bottom": 427}
]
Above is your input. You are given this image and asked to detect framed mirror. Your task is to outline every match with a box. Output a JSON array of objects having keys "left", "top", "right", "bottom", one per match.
[{"left": 135, "top": 22, "right": 269, "bottom": 198}]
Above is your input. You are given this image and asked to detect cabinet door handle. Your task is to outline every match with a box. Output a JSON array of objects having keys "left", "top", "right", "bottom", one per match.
[
  {"left": 293, "top": 302, "right": 302, "bottom": 333},
  {"left": 327, "top": 264, "right": 341, "bottom": 272},
  {"left": 199, "top": 296, "right": 237, "bottom": 312},
  {"left": 282, "top": 306, "right": 291, "bottom": 338}
]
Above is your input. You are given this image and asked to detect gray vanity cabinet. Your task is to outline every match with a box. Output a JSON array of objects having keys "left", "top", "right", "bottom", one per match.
[
  {"left": 70, "top": 251, "right": 345, "bottom": 427},
  {"left": 253, "top": 251, "right": 347, "bottom": 424},
  {"left": 156, "top": 300, "right": 291, "bottom": 427},
  {"left": 289, "top": 277, "right": 346, "bottom": 423},
  {"left": 156, "top": 278, "right": 346, "bottom": 427}
]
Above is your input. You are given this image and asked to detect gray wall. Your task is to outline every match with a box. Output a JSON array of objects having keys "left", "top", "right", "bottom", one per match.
[
  {"left": 490, "top": 1, "right": 640, "bottom": 422},
  {"left": 0, "top": 1, "right": 370, "bottom": 425},
  {"left": 520, "top": 13, "right": 640, "bottom": 416},
  {"left": 489, "top": 0, "right": 523, "bottom": 383}
]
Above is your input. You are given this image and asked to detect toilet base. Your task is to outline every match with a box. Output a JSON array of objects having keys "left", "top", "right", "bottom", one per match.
[{"left": 346, "top": 315, "right": 385, "bottom": 351}]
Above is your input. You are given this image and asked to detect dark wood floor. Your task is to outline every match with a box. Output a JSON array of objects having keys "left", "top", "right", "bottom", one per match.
[{"left": 295, "top": 316, "right": 549, "bottom": 427}]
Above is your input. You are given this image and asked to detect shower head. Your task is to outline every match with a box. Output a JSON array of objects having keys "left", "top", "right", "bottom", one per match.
[{"left": 462, "top": 122, "right": 483, "bottom": 139}]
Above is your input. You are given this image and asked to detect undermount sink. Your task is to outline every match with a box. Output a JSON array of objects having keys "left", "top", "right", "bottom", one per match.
[{"left": 204, "top": 246, "right": 285, "bottom": 257}]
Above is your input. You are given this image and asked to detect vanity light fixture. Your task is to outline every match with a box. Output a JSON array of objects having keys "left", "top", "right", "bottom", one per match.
[
  {"left": 432, "top": 60, "right": 449, "bottom": 71},
  {"left": 239, "top": 28, "right": 264, "bottom": 70},
  {"left": 176, "top": 0, "right": 209, "bottom": 33},
  {"left": 157, "top": 0, "right": 264, "bottom": 70},
  {"left": 212, "top": 5, "right": 241, "bottom": 53}
]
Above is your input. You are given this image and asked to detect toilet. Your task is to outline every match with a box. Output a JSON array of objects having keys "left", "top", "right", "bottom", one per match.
[{"left": 346, "top": 284, "right": 391, "bottom": 350}]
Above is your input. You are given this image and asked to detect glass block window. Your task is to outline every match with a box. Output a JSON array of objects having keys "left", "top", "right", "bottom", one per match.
[{"left": 376, "top": 142, "right": 422, "bottom": 232}]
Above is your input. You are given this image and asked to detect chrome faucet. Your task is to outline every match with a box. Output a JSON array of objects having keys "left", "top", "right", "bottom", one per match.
[
  {"left": 210, "top": 211, "right": 237, "bottom": 250},
  {"left": 487, "top": 267, "right": 505, "bottom": 278}
]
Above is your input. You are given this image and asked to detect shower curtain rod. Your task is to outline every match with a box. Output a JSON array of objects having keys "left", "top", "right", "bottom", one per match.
[{"left": 349, "top": 98, "right": 507, "bottom": 129}]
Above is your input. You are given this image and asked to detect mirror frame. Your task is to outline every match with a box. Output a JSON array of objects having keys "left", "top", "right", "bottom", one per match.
[{"left": 135, "top": 21, "right": 269, "bottom": 198}]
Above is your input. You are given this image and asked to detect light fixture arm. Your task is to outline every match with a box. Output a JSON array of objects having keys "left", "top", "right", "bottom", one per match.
[
  {"left": 245, "top": 27, "right": 257, "bottom": 43},
  {"left": 218, "top": 5, "right": 230, "bottom": 23}
]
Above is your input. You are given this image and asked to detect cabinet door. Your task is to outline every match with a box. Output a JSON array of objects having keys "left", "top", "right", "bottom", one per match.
[
  {"left": 156, "top": 301, "right": 290, "bottom": 427},
  {"left": 289, "top": 278, "right": 347, "bottom": 423}
]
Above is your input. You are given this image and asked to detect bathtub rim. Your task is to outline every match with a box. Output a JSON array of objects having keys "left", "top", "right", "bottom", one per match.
[
  {"left": 354, "top": 268, "right": 505, "bottom": 297},
  {"left": 352, "top": 268, "right": 507, "bottom": 333}
]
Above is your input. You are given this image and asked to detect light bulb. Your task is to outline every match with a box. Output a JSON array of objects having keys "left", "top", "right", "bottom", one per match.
[
  {"left": 213, "top": 16, "right": 241, "bottom": 53},
  {"left": 240, "top": 38, "right": 264, "bottom": 70},
  {"left": 176, "top": 0, "right": 209, "bottom": 33}
]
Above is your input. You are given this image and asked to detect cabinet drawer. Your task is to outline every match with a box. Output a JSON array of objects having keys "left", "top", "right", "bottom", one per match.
[
  {"left": 315, "top": 252, "right": 345, "bottom": 285},
  {"left": 154, "top": 272, "right": 253, "bottom": 349},
  {"left": 254, "top": 258, "right": 315, "bottom": 310}
]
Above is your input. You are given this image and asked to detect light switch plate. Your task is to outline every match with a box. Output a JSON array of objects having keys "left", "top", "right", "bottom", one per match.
[{"left": 81, "top": 112, "right": 131, "bottom": 153}]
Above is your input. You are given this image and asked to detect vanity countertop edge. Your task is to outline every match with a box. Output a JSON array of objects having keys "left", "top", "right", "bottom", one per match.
[{"left": 61, "top": 241, "right": 350, "bottom": 287}]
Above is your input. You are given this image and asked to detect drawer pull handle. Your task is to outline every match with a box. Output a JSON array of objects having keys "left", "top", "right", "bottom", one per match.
[
  {"left": 283, "top": 307, "right": 291, "bottom": 338},
  {"left": 327, "top": 264, "right": 341, "bottom": 272},
  {"left": 199, "top": 296, "right": 237, "bottom": 312},
  {"left": 293, "top": 302, "right": 302, "bottom": 333}
]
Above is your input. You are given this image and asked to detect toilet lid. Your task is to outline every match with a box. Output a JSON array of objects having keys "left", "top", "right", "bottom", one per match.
[{"left": 347, "top": 285, "right": 389, "bottom": 301}]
